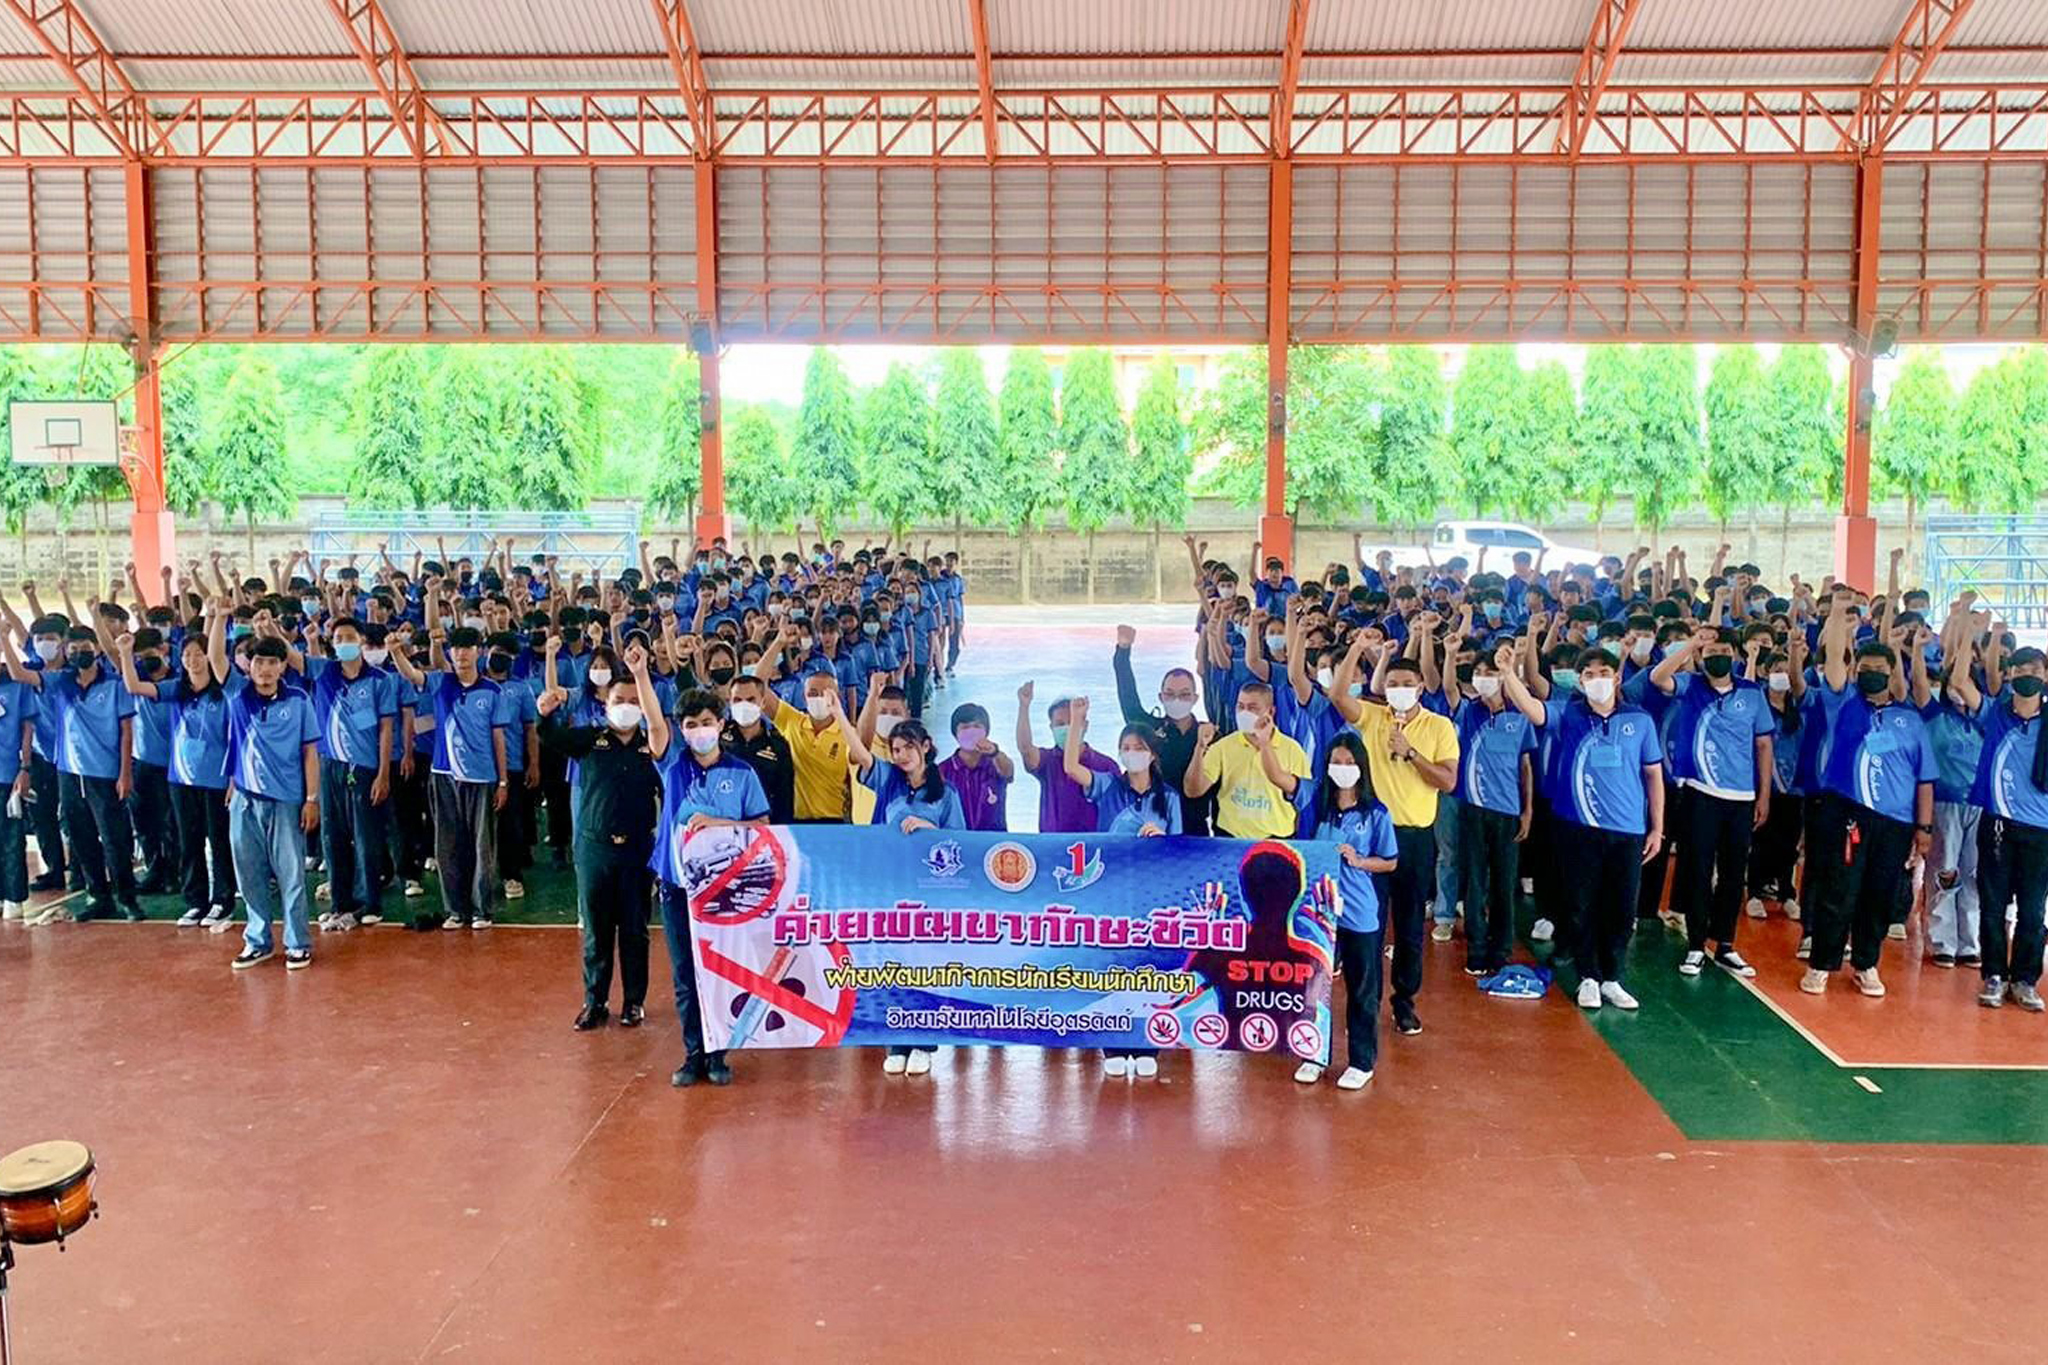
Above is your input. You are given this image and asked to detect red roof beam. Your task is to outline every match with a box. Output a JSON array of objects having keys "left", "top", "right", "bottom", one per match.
[
  {"left": 319, "top": 0, "right": 452, "bottom": 158},
  {"left": 647, "top": 0, "right": 714, "bottom": 157},
  {"left": 1862, "top": 0, "right": 1979, "bottom": 150},
  {"left": 0, "top": 0, "right": 165, "bottom": 158},
  {"left": 1557, "top": 0, "right": 1647, "bottom": 157}
]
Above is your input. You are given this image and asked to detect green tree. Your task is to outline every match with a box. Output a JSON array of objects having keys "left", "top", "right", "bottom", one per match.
[
  {"left": 0, "top": 347, "right": 46, "bottom": 547},
  {"left": 1510, "top": 359, "right": 1578, "bottom": 524},
  {"left": 501, "top": 347, "right": 596, "bottom": 511},
  {"left": 425, "top": 350, "right": 512, "bottom": 509},
  {"left": 994, "top": 348, "right": 1062, "bottom": 600},
  {"left": 1371, "top": 346, "right": 1456, "bottom": 532},
  {"left": 1129, "top": 356, "right": 1190, "bottom": 601},
  {"left": 1575, "top": 347, "right": 1641, "bottom": 546},
  {"left": 1057, "top": 348, "right": 1130, "bottom": 601},
  {"left": 644, "top": 350, "right": 702, "bottom": 524},
  {"left": 1189, "top": 347, "right": 1265, "bottom": 506},
  {"left": 160, "top": 359, "right": 210, "bottom": 517},
  {"left": 794, "top": 349, "right": 862, "bottom": 535},
  {"left": 1191, "top": 346, "right": 1378, "bottom": 519},
  {"left": 1764, "top": 343, "right": 1840, "bottom": 565},
  {"left": 348, "top": 347, "right": 435, "bottom": 509},
  {"left": 725, "top": 405, "right": 801, "bottom": 533},
  {"left": 1621, "top": 345, "right": 1701, "bottom": 537},
  {"left": 1450, "top": 345, "right": 1522, "bottom": 516},
  {"left": 209, "top": 353, "right": 293, "bottom": 563},
  {"left": 1702, "top": 344, "right": 1771, "bottom": 542},
  {"left": 860, "top": 362, "right": 935, "bottom": 541},
  {"left": 1873, "top": 349, "right": 1956, "bottom": 557},
  {"left": 930, "top": 348, "right": 1000, "bottom": 535},
  {"left": 1952, "top": 349, "right": 2048, "bottom": 514}
]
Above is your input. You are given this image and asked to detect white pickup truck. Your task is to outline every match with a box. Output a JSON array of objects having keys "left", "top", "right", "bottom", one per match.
[{"left": 1356, "top": 520, "right": 1604, "bottom": 573}]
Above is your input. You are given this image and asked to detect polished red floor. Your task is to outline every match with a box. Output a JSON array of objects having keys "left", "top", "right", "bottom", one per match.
[{"left": 5, "top": 919, "right": 2047, "bottom": 1363}]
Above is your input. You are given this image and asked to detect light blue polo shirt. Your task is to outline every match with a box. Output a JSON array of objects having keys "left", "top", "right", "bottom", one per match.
[
  {"left": 424, "top": 672, "right": 505, "bottom": 784},
  {"left": 1820, "top": 695, "right": 1937, "bottom": 825},
  {"left": 1665, "top": 673, "right": 1775, "bottom": 801},
  {"left": 225, "top": 676, "right": 320, "bottom": 803},
  {"left": 47, "top": 667, "right": 136, "bottom": 781},
  {"left": 1084, "top": 770, "right": 1183, "bottom": 836},
  {"left": 1540, "top": 697, "right": 1665, "bottom": 836},
  {"left": 1315, "top": 801, "right": 1400, "bottom": 933},
  {"left": 168, "top": 676, "right": 231, "bottom": 790},
  {"left": 307, "top": 658, "right": 399, "bottom": 769},
  {"left": 1968, "top": 695, "right": 2048, "bottom": 831},
  {"left": 0, "top": 679, "right": 38, "bottom": 786},
  {"left": 651, "top": 747, "right": 769, "bottom": 886},
  {"left": 1454, "top": 698, "right": 1538, "bottom": 817},
  {"left": 494, "top": 677, "right": 540, "bottom": 774}
]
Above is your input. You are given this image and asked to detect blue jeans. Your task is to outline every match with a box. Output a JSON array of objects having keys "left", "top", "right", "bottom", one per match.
[
  {"left": 231, "top": 789, "right": 310, "bottom": 954},
  {"left": 659, "top": 880, "right": 724, "bottom": 1067},
  {"left": 1432, "top": 795, "right": 1462, "bottom": 924}
]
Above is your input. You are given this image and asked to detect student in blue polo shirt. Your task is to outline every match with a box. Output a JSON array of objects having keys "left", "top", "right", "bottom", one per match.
[
  {"left": 1920, "top": 635, "right": 1990, "bottom": 968},
  {"left": 1500, "top": 645, "right": 1665, "bottom": 1011},
  {"left": 1800, "top": 638, "right": 1936, "bottom": 999},
  {"left": 1953, "top": 645, "right": 2048, "bottom": 1010},
  {"left": 1649, "top": 628, "right": 1775, "bottom": 978},
  {"left": 391, "top": 622, "right": 508, "bottom": 930},
  {"left": 0, "top": 669, "right": 36, "bottom": 919},
  {"left": 652, "top": 686, "right": 770, "bottom": 1090},
  {"left": 110, "top": 625, "right": 178, "bottom": 897},
  {"left": 305, "top": 618, "right": 398, "bottom": 932},
  {"left": 7, "top": 625, "right": 143, "bottom": 922},
  {"left": 1455, "top": 647, "right": 1539, "bottom": 975},
  {"left": 1303, "top": 732, "right": 1399, "bottom": 1091},
  {"left": 224, "top": 636, "right": 321, "bottom": 971},
  {"left": 485, "top": 633, "right": 540, "bottom": 901},
  {"left": 118, "top": 626, "right": 235, "bottom": 926}
]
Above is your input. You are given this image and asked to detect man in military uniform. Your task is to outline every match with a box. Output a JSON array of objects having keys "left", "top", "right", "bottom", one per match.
[{"left": 538, "top": 638, "right": 663, "bottom": 1030}]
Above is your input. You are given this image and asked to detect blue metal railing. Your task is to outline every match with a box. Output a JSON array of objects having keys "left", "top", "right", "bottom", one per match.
[
  {"left": 1925, "top": 515, "right": 2048, "bottom": 629},
  {"left": 309, "top": 510, "right": 641, "bottom": 579}
]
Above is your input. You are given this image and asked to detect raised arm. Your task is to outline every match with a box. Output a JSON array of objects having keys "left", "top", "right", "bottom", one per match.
[
  {"left": 1495, "top": 642, "right": 1547, "bottom": 726},
  {"left": 1062, "top": 695, "right": 1098, "bottom": 787},
  {"left": 113, "top": 632, "right": 162, "bottom": 699},
  {"left": 1015, "top": 680, "right": 1040, "bottom": 773}
]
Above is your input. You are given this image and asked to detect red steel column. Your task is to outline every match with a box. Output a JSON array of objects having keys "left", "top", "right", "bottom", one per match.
[
  {"left": 692, "top": 157, "right": 729, "bottom": 549},
  {"left": 1836, "top": 156, "right": 1882, "bottom": 591},
  {"left": 123, "top": 157, "right": 176, "bottom": 590},
  {"left": 1260, "top": 159, "right": 1294, "bottom": 569}
]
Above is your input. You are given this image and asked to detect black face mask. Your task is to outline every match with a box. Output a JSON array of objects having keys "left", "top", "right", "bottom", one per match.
[
  {"left": 67, "top": 649, "right": 96, "bottom": 671},
  {"left": 1856, "top": 670, "right": 1892, "bottom": 697},
  {"left": 1701, "top": 654, "right": 1735, "bottom": 680},
  {"left": 487, "top": 652, "right": 515, "bottom": 676},
  {"left": 529, "top": 632, "right": 549, "bottom": 650},
  {"left": 136, "top": 655, "right": 164, "bottom": 679},
  {"left": 2012, "top": 675, "right": 2045, "bottom": 699},
  {"left": 708, "top": 667, "right": 735, "bottom": 686}
]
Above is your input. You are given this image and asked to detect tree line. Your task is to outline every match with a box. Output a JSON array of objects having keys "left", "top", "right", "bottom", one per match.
[{"left": 3, "top": 341, "right": 2045, "bottom": 564}]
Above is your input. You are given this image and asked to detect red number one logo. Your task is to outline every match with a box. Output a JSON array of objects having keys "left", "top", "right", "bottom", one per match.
[{"left": 1066, "top": 842, "right": 1088, "bottom": 878}]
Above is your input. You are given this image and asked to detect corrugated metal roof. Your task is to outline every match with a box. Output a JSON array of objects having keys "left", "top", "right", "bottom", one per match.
[
  {"left": 691, "top": 0, "right": 971, "bottom": 57},
  {"left": 87, "top": 0, "right": 355, "bottom": 56},
  {"left": 380, "top": 0, "right": 665, "bottom": 57},
  {"left": 1627, "top": 0, "right": 1915, "bottom": 52},
  {"left": 1949, "top": 0, "right": 2048, "bottom": 53},
  {"left": 1305, "top": 0, "right": 1594, "bottom": 55},
  {"left": 988, "top": 0, "right": 1285, "bottom": 56}
]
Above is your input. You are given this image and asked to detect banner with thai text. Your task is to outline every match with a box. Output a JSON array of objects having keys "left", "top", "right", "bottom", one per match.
[{"left": 681, "top": 825, "right": 1340, "bottom": 1063}]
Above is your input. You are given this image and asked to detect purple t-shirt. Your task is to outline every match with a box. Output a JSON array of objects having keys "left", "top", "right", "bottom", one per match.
[
  {"left": 939, "top": 751, "right": 1012, "bottom": 832},
  {"left": 1034, "top": 746, "right": 1119, "bottom": 833}
]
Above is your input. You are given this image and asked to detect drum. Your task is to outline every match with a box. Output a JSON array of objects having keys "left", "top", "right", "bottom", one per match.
[{"left": 0, "top": 1142, "right": 96, "bottom": 1247}]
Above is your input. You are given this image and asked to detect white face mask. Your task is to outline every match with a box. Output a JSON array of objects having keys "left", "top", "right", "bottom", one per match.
[
  {"left": 1233, "top": 708, "right": 1261, "bottom": 733},
  {"left": 33, "top": 639, "right": 60, "bottom": 663},
  {"left": 683, "top": 725, "right": 720, "bottom": 754},
  {"left": 1768, "top": 672, "right": 1792, "bottom": 693},
  {"left": 729, "top": 700, "right": 762, "bottom": 727},
  {"left": 1327, "top": 763, "right": 1362, "bottom": 790},
  {"left": 1265, "top": 633, "right": 1287, "bottom": 655},
  {"left": 1316, "top": 667, "right": 1335, "bottom": 690},
  {"left": 1161, "top": 697, "right": 1196, "bottom": 721},
  {"left": 1386, "top": 685, "right": 1420, "bottom": 712},
  {"left": 607, "top": 702, "right": 645, "bottom": 731},
  {"left": 874, "top": 713, "right": 903, "bottom": 738},
  {"left": 1630, "top": 637, "right": 1654, "bottom": 662},
  {"left": 1472, "top": 675, "right": 1501, "bottom": 699},
  {"left": 805, "top": 693, "right": 834, "bottom": 721},
  {"left": 462, "top": 616, "right": 485, "bottom": 632},
  {"left": 1119, "top": 749, "right": 1151, "bottom": 774},
  {"left": 1582, "top": 676, "right": 1617, "bottom": 706},
  {"left": 363, "top": 647, "right": 389, "bottom": 667}
]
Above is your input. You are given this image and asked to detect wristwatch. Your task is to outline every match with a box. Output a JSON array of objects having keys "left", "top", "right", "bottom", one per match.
[{"left": 1915, "top": 822, "right": 1934, "bottom": 834}]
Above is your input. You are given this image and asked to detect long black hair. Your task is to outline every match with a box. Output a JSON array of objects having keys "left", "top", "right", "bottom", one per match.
[
  {"left": 888, "top": 720, "right": 948, "bottom": 804},
  {"left": 1115, "top": 724, "right": 1174, "bottom": 822},
  {"left": 1314, "top": 732, "right": 1380, "bottom": 827}
]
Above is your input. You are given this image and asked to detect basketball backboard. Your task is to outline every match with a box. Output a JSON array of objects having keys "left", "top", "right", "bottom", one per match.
[{"left": 8, "top": 400, "right": 121, "bottom": 467}]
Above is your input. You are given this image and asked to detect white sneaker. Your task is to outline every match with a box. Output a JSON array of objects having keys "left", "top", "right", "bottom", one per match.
[
  {"left": 1520, "top": 878, "right": 1535, "bottom": 895},
  {"left": 424, "top": 858, "right": 438, "bottom": 873},
  {"left": 1531, "top": 918, "right": 1555, "bottom": 944},
  {"left": 1599, "top": 981, "right": 1639, "bottom": 1011},
  {"left": 358, "top": 909, "right": 383, "bottom": 926},
  {"left": 1430, "top": 921, "right": 1454, "bottom": 943},
  {"left": 905, "top": 1049, "right": 932, "bottom": 1076},
  {"left": 1679, "top": 950, "right": 1706, "bottom": 977},
  {"left": 442, "top": 914, "right": 465, "bottom": 931},
  {"left": 1886, "top": 924, "right": 1908, "bottom": 942},
  {"left": 1293, "top": 1061, "right": 1323, "bottom": 1085},
  {"left": 1576, "top": 978, "right": 1602, "bottom": 1010},
  {"left": 2, "top": 900, "right": 24, "bottom": 921},
  {"left": 304, "top": 855, "right": 319, "bottom": 871},
  {"left": 1745, "top": 897, "right": 1767, "bottom": 920},
  {"left": 1796, "top": 936, "right": 1812, "bottom": 960},
  {"left": 1854, "top": 967, "right": 1886, "bottom": 998},
  {"left": 1335, "top": 1067, "right": 1373, "bottom": 1091},
  {"left": 202, "top": 903, "right": 231, "bottom": 925},
  {"left": 1782, "top": 897, "right": 1801, "bottom": 922},
  {"left": 1104, "top": 1056, "right": 1129, "bottom": 1079},
  {"left": 1132, "top": 1055, "right": 1158, "bottom": 1079},
  {"left": 321, "top": 912, "right": 358, "bottom": 933},
  {"left": 505, "top": 880, "right": 526, "bottom": 900},
  {"left": 404, "top": 880, "right": 425, "bottom": 899},
  {"left": 314, "top": 880, "right": 332, "bottom": 902},
  {"left": 882, "top": 1053, "right": 908, "bottom": 1075},
  {"left": 175, "top": 906, "right": 205, "bottom": 927},
  {"left": 1799, "top": 968, "right": 1828, "bottom": 995}
]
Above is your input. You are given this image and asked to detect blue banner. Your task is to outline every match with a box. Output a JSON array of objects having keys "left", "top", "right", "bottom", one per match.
[{"left": 681, "top": 826, "right": 1341, "bottom": 1064}]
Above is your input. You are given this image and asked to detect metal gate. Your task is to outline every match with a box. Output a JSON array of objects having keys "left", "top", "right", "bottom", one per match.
[
  {"left": 308, "top": 510, "right": 641, "bottom": 581},
  {"left": 1924, "top": 515, "right": 2048, "bottom": 630}
]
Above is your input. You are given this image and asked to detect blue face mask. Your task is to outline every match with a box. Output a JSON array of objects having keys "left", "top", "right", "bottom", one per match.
[
  {"left": 1483, "top": 602, "right": 1503, "bottom": 621},
  {"left": 1552, "top": 668, "right": 1580, "bottom": 693},
  {"left": 333, "top": 641, "right": 363, "bottom": 663}
]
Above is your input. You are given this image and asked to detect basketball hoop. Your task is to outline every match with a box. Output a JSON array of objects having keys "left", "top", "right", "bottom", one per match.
[{"left": 8, "top": 402, "right": 122, "bottom": 497}]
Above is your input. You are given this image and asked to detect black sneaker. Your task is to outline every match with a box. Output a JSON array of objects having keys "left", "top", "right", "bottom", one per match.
[
  {"left": 1958, "top": 953, "right": 1983, "bottom": 968},
  {"left": 284, "top": 949, "right": 312, "bottom": 970},
  {"left": 29, "top": 872, "right": 64, "bottom": 892},
  {"left": 670, "top": 1060, "right": 703, "bottom": 1088},
  {"left": 1931, "top": 952, "right": 1957, "bottom": 968},
  {"left": 704, "top": 1058, "right": 734, "bottom": 1086},
  {"left": 231, "top": 946, "right": 274, "bottom": 970},
  {"left": 573, "top": 1004, "right": 610, "bottom": 1031},
  {"left": 118, "top": 900, "right": 146, "bottom": 923},
  {"left": 619, "top": 1005, "right": 645, "bottom": 1028},
  {"left": 550, "top": 848, "right": 569, "bottom": 871},
  {"left": 1393, "top": 1002, "right": 1423, "bottom": 1036},
  {"left": 76, "top": 899, "right": 112, "bottom": 922}
]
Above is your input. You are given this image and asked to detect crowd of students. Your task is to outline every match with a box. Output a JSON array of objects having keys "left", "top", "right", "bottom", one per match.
[{"left": 2, "top": 530, "right": 2044, "bottom": 1097}]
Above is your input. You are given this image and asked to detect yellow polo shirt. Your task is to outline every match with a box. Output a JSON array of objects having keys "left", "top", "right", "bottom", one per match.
[
  {"left": 1355, "top": 704, "right": 1460, "bottom": 828},
  {"left": 1200, "top": 731, "right": 1310, "bottom": 839},
  {"left": 772, "top": 698, "right": 852, "bottom": 821}
]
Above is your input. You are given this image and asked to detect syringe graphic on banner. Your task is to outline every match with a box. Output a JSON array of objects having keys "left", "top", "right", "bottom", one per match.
[{"left": 727, "top": 944, "right": 797, "bottom": 1047}]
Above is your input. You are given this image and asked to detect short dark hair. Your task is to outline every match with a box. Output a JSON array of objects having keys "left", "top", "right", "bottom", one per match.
[
  {"left": 675, "top": 687, "right": 724, "bottom": 723},
  {"left": 446, "top": 627, "right": 483, "bottom": 649},
  {"left": 250, "top": 637, "right": 290, "bottom": 661}
]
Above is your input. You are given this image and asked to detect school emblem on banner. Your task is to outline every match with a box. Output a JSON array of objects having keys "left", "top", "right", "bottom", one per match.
[
  {"left": 923, "top": 840, "right": 965, "bottom": 878},
  {"left": 1051, "top": 840, "right": 1105, "bottom": 892}
]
